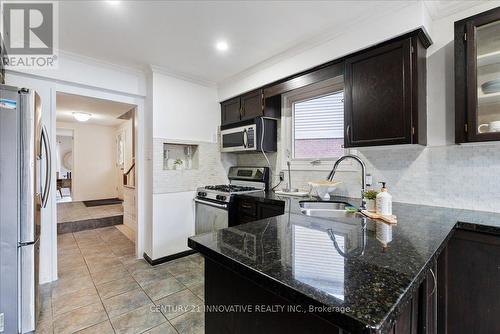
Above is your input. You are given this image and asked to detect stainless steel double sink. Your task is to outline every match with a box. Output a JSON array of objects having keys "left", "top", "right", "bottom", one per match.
[{"left": 299, "top": 200, "right": 359, "bottom": 218}]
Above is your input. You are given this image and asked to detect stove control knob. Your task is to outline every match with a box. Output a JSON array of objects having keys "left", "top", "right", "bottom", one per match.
[
  {"left": 198, "top": 192, "right": 207, "bottom": 197},
  {"left": 216, "top": 195, "right": 227, "bottom": 201}
]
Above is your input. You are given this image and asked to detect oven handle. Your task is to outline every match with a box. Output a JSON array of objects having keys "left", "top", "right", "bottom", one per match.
[{"left": 194, "top": 198, "right": 228, "bottom": 209}]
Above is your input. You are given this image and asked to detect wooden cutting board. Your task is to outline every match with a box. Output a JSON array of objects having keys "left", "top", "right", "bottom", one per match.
[{"left": 361, "top": 210, "right": 398, "bottom": 225}]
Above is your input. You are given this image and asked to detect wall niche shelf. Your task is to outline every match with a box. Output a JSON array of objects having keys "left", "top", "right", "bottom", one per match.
[{"left": 163, "top": 143, "right": 199, "bottom": 170}]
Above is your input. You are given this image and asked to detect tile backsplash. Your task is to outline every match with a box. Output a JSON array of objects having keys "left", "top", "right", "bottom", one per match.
[
  {"left": 153, "top": 138, "right": 236, "bottom": 194},
  {"left": 237, "top": 143, "right": 500, "bottom": 213}
]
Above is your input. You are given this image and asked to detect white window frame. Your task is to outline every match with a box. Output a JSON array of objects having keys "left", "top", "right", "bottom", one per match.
[{"left": 280, "top": 75, "right": 354, "bottom": 171}]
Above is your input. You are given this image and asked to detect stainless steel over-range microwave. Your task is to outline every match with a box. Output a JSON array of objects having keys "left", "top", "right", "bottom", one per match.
[{"left": 220, "top": 117, "right": 277, "bottom": 153}]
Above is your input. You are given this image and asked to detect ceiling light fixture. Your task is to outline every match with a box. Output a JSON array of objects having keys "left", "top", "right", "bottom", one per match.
[
  {"left": 106, "top": 0, "right": 121, "bottom": 5},
  {"left": 215, "top": 40, "right": 229, "bottom": 52},
  {"left": 73, "top": 112, "right": 92, "bottom": 122}
]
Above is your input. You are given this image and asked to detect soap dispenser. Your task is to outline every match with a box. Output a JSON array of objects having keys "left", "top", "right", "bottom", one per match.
[{"left": 376, "top": 182, "right": 392, "bottom": 216}]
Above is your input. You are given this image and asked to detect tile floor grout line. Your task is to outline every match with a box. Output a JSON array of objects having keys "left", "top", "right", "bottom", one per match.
[{"left": 93, "top": 232, "right": 117, "bottom": 334}]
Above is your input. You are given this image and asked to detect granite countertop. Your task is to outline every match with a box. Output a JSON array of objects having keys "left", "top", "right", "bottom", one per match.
[{"left": 188, "top": 194, "right": 500, "bottom": 334}]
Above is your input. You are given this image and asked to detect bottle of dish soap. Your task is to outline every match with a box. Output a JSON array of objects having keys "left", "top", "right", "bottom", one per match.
[{"left": 376, "top": 182, "right": 392, "bottom": 216}]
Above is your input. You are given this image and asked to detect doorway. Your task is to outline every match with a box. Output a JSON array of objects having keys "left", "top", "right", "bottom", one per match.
[{"left": 54, "top": 92, "right": 138, "bottom": 245}]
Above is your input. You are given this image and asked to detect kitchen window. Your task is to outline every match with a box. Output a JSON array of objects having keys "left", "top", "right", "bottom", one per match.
[{"left": 282, "top": 76, "right": 348, "bottom": 170}]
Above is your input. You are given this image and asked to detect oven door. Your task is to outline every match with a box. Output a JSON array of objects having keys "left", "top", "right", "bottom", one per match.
[
  {"left": 194, "top": 198, "right": 229, "bottom": 235},
  {"left": 220, "top": 124, "right": 256, "bottom": 153}
]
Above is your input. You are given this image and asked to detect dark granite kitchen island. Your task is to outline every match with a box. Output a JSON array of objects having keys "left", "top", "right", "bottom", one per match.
[{"left": 188, "top": 196, "right": 500, "bottom": 334}]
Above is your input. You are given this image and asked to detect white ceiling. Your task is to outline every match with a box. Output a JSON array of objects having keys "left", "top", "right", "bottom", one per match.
[
  {"left": 56, "top": 92, "right": 135, "bottom": 127},
  {"left": 58, "top": 1, "right": 488, "bottom": 84},
  {"left": 58, "top": 0, "right": 418, "bottom": 84}
]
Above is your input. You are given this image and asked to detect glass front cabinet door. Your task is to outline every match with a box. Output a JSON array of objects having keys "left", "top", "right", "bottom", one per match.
[{"left": 456, "top": 7, "right": 500, "bottom": 143}]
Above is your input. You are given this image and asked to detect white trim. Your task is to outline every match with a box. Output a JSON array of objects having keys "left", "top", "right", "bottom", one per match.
[
  {"left": 216, "top": 2, "right": 415, "bottom": 93},
  {"left": 150, "top": 65, "right": 216, "bottom": 88},
  {"left": 52, "top": 83, "right": 146, "bottom": 275},
  {"left": 280, "top": 76, "right": 355, "bottom": 172},
  {"left": 58, "top": 50, "right": 146, "bottom": 76}
]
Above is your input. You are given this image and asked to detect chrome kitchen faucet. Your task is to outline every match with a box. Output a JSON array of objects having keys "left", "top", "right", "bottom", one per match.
[{"left": 327, "top": 154, "right": 367, "bottom": 210}]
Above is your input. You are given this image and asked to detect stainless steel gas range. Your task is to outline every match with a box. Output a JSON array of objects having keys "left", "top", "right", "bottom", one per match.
[{"left": 194, "top": 167, "right": 269, "bottom": 235}]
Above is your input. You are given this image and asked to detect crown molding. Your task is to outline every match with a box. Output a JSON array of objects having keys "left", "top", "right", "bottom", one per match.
[
  {"left": 57, "top": 49, "right": 147, "bottom": 76},
  {"left": 149, "top": 64, "right": 216, "bottom": 88},
  {"left": 422, "top": 0, "right": 492, "bottom": 20},
  {"left": 217, "top": 1, "right": 416, "bottom": 89}
]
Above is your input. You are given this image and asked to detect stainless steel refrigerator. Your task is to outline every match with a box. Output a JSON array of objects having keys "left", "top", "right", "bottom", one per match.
[{"left": 0, "top": 85, "right": 51, "bottom": 333}]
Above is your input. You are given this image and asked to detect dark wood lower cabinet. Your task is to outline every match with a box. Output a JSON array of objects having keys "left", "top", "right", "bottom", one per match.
[
  {"left": 205, "top": 258, "right": 343, "bottom": 334},
  {"left": 204, "top": 257, "right": 432, "bottom": 334},
  {"left": 233, "top": 197, "right": 285, "bottom": 225},
  {"left": 438, "top": 229, "right": 500, "bottom": 334}
]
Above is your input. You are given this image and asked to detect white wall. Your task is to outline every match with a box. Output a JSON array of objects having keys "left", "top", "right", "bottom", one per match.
[
  {"left": 57, "top": 121, "right": 117, "bottom": 201},
  {"left": 235, "top": 1, "right": 500, "bottom": 214},
  {"left": 6, "top": 56, "right": 146, "bottom": 283},
  {"left": 152, "top": 191, "right": 195, "bottom": 259},
  {"left": 146, "top": 70, "right": 226, "bottom": 260},
  {"left": 152, "top": 71, "right": 219, "bottom": 142},
  {"left": 218, "top": 2, "right": 430, "bottom": 101}
]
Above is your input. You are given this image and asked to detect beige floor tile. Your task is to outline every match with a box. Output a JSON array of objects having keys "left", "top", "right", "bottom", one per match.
[
  {"left": 79, "top": 245, "right": 112, "bottom": 256},
  {"left": 53, "top": 302, "right": 107, "bottom": 334},
  {"left": 74, "top": 320, "right": 114, "bottom": 334},
  {"left": 52, "top": 287, "right": 100, "bottom": 317},
  {"left": 123, "top": 259, "right": 151, "bottom": 273},
  {"left": 132, "top": 267, "right": 173, "bottom": 286},
  {"left": 103, "top": 288, "right": 151, "bottom": 318},
  {"left": 174, "top": 270, "right": 203, "bottom": 288},
  {"left": 111, "top": 247, "right": 135, "bottom": 257},
  {"left": 188, "top": 282, "right": 204, "bottom": 301},
  {"left": 142, "top": 276, "right": 185, "bottom": 301},
  {"left": 170, "top": 310, "right": 204, "bottom": 334},
  {"left": 35, "top": 320, "right": 54, "bottom": 334},
  {"left": 143, "top": 321, "right": 178, "bottom": 334},
  {"left": 77, "top": 240, "right": 107, "bottom": 250},
  {"left": 161, "top": 258, "right": 200, "bottom": 277},
  {"left": 91, "top": 264, "right": 129, "bottom": 285},
  {"left": 110, "top": 304, "right": 166, "bottom": 334},
  {"left": 57, "top": 264, "right": 90, "bottom": 281},
  {"left": 57, "top": 247, "right": 81, "bottom": 257},
  {"left": 96, "top": 276, "right": 139, "bottom": 300},
  {"left": 155, "top": 289, "right": 203, "bottom": 320},
  {"left": 52, "top": 275, "right": 95, "bottom": 299},
  {"left": 86, "top": 258, "right": 122, "bottom": 273}
]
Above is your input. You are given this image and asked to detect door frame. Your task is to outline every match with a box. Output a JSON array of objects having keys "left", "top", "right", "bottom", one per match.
[{"left": 51, "top": 85, "right": 145, "bottom": 266}]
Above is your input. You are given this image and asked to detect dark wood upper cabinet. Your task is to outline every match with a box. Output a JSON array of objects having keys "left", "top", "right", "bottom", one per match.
[
  {"left": 221, "top": 29, "right": 429, "bottom": 147},
  {"left": 344, "top": 35, "right": 427, "bottom": 147},
  {"left": 240, "top": 89, "right": 264, "bottom": 121},
  {"left": 221, "top": 97, "right": 241, "bottom": 126},
  {"left": 455, "top": 7, "right": 500, "bottom": 143},
  {"left": 221, "top": 89, "right": 281, "bottom": 126}
]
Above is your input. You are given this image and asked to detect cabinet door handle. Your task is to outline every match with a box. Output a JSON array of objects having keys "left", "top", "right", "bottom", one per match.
[
  {"left": 429, "top": 268, "right": 437, "bottom": 296},
  {"left": 346, "top": 125, "right": 351, "bottom": 139},
  {"left": 241, "top": 204, "right": 253, "bottom": 209}
]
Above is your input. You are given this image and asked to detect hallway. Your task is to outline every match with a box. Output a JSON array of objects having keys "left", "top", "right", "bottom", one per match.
[{"left": 36, "top": 227, "right": 204, "bottom": 334}]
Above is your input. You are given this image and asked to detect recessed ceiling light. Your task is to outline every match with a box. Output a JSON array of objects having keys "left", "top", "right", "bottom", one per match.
[
  {"left": 106, "top": 0, "right": 121, "bottom": 5},
  {"left": 215, "top": 40, "right": 229, "bottom": 52},
  {"left": 73, "top": 112, "right": 92, "bottom": 122}
]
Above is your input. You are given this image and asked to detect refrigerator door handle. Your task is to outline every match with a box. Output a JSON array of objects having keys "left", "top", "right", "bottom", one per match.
[{"left": 40, "top": 125, "right": 51, "bottom": 208}]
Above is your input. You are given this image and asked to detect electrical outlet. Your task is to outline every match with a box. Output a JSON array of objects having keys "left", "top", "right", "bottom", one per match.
[
  {"left": 279, "top": 171, "right": 285, "bottom": 181},
  {"left": 0, "top": 312, "right": 4, "bottom": 332}
]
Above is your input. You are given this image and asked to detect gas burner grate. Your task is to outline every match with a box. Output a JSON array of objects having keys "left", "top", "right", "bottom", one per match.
[{"left": 204, "top": 185, "right": 259, "bottom": 193}]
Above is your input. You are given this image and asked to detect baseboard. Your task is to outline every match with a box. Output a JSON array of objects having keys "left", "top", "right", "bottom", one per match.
[{"left": 143, "top": 250, "right": 197, "bottom": 266}]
